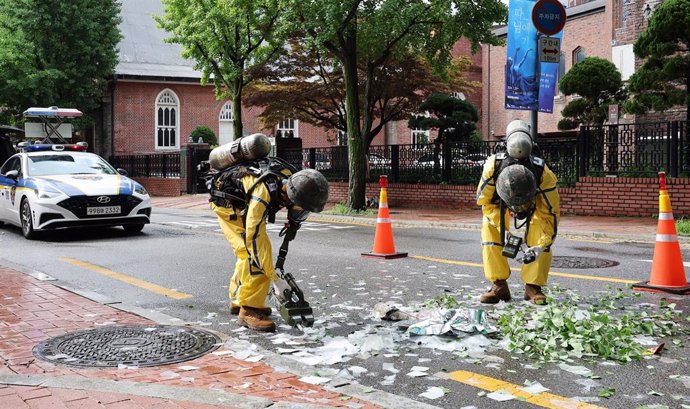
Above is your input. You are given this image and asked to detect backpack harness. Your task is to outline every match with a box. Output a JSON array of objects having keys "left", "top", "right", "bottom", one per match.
[{"left": 208, "top": 157, "right": 297, "bottom": 224}]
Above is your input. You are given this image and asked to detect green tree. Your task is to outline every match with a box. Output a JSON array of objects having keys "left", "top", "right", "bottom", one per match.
[
  {"left": 0, "top": 0, "right": 121, "bottom": 121},
  {"left": 409, "top": 93, "right": 478, "bottom": 173},
  {"left": 245, "top": 38, "right": 478, "bottom": 142},
  {"left": 625, "top": 0, "right": 690, "bottom": 123},
  {"left": 286, "top": 0, "right": 506, "bottom": 210},
  {"left": 557, "top": 57, "right": 625, "bottom": 130},
  {"left": 190, "top": 125, "right": 218, "bottom": 145},
  {"left": 155, "top": 0, "right": 286, "bottom": 139}
]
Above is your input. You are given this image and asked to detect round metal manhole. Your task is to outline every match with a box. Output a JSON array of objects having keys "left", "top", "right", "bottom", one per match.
[
  {"left": 551, "top": 256, "right": 619, "bottom": 269},
  {"left": 33, "top": 325, "right": 221, "bottom": 368}
]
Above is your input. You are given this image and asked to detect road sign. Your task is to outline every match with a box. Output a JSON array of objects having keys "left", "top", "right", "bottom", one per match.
[
  {"left": 532, "top": 0, "right": 567, "bottom": 35},
  {"left": 539, "top": 36, "right": 561, "bottom": 63}
]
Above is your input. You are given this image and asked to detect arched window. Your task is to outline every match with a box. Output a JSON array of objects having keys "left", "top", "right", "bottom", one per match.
[
  {"left": 218, "top": 101, "right": 234, "bottom": 145},
  {"left": 573, "top": 47, "right": 586, "bottom": 66},
  {"left": 155, "top": 89, "right": 179, "bottom": 149}
]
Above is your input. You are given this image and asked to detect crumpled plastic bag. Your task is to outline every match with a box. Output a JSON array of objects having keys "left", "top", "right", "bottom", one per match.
[
  {"left": 407, "top": 308, "right": 498, "bottom": 337},
  {"left": 373, "top": 303, "right": 414, "bottom": 321}
]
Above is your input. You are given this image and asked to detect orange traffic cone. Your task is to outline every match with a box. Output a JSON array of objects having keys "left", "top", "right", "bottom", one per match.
[
  {"left": 633, "top": 172, "right": 690, "bottom": 295},
  {"left": 362, "top": 175, "right": 408, "bottom": 259}
]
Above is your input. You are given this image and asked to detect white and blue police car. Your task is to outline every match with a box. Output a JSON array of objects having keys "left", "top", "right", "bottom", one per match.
[{"left": 0, "top": 142, "right": 151, "bottom": 239}]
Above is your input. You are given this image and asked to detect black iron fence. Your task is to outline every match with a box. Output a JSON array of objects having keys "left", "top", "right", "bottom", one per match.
[
  {"left": 109, "top": 152, "right": 181, "bottom": 178},
  {"left": 108, "top": 121, "right": 688, "bottom": 189}
]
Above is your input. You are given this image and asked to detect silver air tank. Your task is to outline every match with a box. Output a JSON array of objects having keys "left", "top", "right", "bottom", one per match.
[{"left": 209, "top": 133, "right": 272, "bottom": 170}]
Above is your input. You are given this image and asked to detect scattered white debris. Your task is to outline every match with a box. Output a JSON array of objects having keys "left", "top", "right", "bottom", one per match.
[
  {"left": 211, "top": 350, "right": 234, "bottom": 356},
  {"left": 419, "top": 386, "right": 445, "bottom": 400},
  {"left": 520, "top": 382, "right": 549, "bottom": 394},
  {"left": 160, "top": 371, "right": 180, "bottom": 379},
  {"left": 117, "top": 364, "right": 139, "bottom": 370},
  {"left": 558, "top": 363, "right": 593, "bottom": 377},
  {"left": 382, "top": 363, "right": 399, "bottom": 374},
  {"left": 381, "top": 374, "right": 396, "bottom": 386},
  {"left": 178, "top": 365, "right": 199, "bottom": 371},
  {"left": 348, "top": 366, "right": 368, "bottom": 377},
  {"left": 487, "top": 390, "right": 515, "bottom": 401},
  {"left": 299, "top": 376, "right": 331, "bottom": 385}
]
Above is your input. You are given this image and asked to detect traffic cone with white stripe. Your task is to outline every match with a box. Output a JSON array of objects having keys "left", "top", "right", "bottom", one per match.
[
  {"left": 633, "top": 172, "right": 690, "bottom": 295},
  {"left": 361, "top": 175, "right": 408, "bottom": 259}
]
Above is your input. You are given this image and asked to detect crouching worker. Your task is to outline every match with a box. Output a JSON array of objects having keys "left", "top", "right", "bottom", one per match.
[
  {"left": 475, "top": 120, "right": 560, "bottom": 305},
  {"left": 206, "top": 135, "right": 329, "bottom": 332}
]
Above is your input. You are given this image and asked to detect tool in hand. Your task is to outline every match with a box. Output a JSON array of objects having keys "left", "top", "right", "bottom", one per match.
[{"left": 270, "top": 223, "right": 314, "bottom": 327}]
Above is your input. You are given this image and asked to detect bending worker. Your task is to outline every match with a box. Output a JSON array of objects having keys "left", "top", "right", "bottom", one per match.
[
  {"left": 475, "top": 120, "right": 560, "bottom": 305},
  {"left": 208, "top": 138, "right": 329, "bottom": 332}
]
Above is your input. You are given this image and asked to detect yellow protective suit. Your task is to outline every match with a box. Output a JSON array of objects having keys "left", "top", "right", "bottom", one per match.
[
  {"left": 212, "top": 172, "right": 288, "bottom": 309},
  {"left": 476, "top": 155, "right": 560, "bottom": 286}
]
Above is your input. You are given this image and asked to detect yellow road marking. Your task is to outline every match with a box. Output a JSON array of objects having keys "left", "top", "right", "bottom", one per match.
[
  {"left": 412, "top": 255, "right": 638, "bottom": 284},
  {"left": 61, "top": 257, "right": 192, "bottom": 300},
  {"left": 444, "top": 370, "right": 605, "bottom": 409}
]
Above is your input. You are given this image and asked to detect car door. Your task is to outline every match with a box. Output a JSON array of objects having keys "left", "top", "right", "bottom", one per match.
[{"left": 0, "top": 156, "right": 21, "bottom": 223}]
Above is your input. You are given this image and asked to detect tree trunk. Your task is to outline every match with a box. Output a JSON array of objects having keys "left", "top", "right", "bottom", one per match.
[
  {"left": 341, "top": 35, "right": 366, "bottom": 211},
  {"left": 232, "top": 76, "right": 243, "bottom": 140}
]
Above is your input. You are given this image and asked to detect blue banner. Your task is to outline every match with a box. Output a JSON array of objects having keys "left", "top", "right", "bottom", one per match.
[
  {"left": 538, "top": 32, "right": 563, "bottom": 113},
  {"left": 505, "top": 0, "right": 539, "bottom": 111}
]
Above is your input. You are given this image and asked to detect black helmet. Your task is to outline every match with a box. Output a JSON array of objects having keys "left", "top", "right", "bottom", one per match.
[
  {"left": 505, "top": 119, "right": 533, "bottom": 160},
  {"left": 496, "top": 164, "right": 537, "bottom": 213},
  {"left": 287, "top": 169, "right": 329, "bottom": 212}
]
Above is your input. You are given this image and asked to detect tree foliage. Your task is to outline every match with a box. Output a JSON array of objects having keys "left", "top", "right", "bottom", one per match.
[
  {"left": 557, "top": 57, "right": 625, "bottom": 130},
  {"left": 409, "top": 93, "right": 479, "bottom": 142},
  {"left": 245, "top": 38, "right": 478, "bottom": 145},
  {"left": 155, "top": 0, "right": 287, "bottom": 138},
  {"left": 285, "top": 0, "right": 506, "bottom": 210},
  {"left": 0, "top": 0, "right": 121, "bottom": 122},
  {"left": 625, "top": 0, "right": 690, "bottom": 122}
]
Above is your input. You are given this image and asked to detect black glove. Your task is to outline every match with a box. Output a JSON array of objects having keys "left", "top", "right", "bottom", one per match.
[{"left": 279, "top": 221, "right": 300, "bottom": 242}]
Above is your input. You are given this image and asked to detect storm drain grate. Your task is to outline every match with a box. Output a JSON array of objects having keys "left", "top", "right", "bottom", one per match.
[
  {"left": 551, "top": 256, "right": 619, "bottom": 269},
  {"left": 33, "top": 325, "right": 221, "bottom": 368}
]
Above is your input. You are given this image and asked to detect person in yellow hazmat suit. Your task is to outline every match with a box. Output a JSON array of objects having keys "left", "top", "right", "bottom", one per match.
[
  {"left": 475, "top": 119, "right": 560, "bottom": 305},
  {"left": 209, "top": 162, "right": 329, "bottom": 331}
]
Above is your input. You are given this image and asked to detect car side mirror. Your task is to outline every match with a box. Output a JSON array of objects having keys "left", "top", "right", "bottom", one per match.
[
  {"left": 5, "top": 170, "right": 18, "bottom": 180},
  {"left": 116, "top": 168, "right": 128, "bottom": 176}
]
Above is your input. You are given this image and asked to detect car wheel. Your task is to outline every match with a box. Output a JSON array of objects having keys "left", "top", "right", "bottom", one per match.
[
  {"left": 20, "top": 199, "right": 38, "bottom": 240},
  {"left": 123, "top": 223, "right": 144, "bottom": 233}
]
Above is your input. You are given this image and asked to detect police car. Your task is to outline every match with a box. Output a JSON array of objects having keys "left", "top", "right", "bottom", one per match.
[{"left": 0, "top": 142, "right": 151, "bottom": 239}]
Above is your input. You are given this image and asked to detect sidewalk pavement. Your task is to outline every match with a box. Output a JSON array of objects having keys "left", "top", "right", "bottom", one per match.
[
  {"left": 0, "top": 194, "right": 667, "bottom": 408},
  {"left": 152, "top": 194, "right": 661, "bottom": 242}
]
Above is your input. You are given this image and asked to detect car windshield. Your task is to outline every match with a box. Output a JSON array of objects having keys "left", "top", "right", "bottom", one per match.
[{"left": 28, "top": 154, "right": 117, "bottom": 176}]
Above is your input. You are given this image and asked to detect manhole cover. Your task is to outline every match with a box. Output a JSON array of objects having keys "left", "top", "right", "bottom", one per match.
[
  {"left": 33, "top": 325, "right": 221, "bottom": 368},
  {"left": 551, "top": 256, "right": 619, "bottom": 269}
]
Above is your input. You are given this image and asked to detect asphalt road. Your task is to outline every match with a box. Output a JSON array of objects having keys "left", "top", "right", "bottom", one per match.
[{"left": 1, "top": 207, "right": 689, "bottom": 409}]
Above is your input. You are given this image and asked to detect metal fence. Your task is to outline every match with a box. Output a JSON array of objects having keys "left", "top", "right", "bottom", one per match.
[
  {"left": 107, "top": 121, "right": 688, "bottom": 189},
  {"left": 109, "top": 152, "right": 181, "bottom": 178}
]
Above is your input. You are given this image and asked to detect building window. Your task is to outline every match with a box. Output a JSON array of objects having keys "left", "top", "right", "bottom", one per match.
[
  {"left": 451, "top": 91, "right": 466, "bottom": 100},
  {"left": 337, "top": 130, "right": 347, "bottom": 146},
  {"left": 276, "top": 118, "right": 298, "bottom": 138},
  {"left": 573, "top": 47, "right": 586, "bottom": 66},
  {"left": 218, "top": 101, "right": 234, "bottom": 146},
  {"left": 556, "top": 52, "right": 566, "bottom": 96},
  {"left": 411, "top": 128, "right": 430, "bottom": 147},
  {"left": 155, "top": 89, "right": 179, "bottom": 149}
]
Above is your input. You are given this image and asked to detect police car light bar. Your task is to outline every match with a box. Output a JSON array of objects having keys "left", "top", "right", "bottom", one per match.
[
  {"left": 17, "top": 142, "right": 88, "bottom": 152},
  {"left": 22, "top": 106, "right": 83, "bottom": 118}
]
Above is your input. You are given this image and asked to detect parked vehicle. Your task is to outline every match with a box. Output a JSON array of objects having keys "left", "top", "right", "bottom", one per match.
[
  {"left": 367, "top": 153, "right": 391, "bottom": 167},
  {"left": 464, "top": 153, "right": 488, "bottom": 167},
  {"left": 0, "top": 143, "right": 152, "bottom": 239},
  {"left": 413, "top": 153, "right": 444, "bottom": 168},
  {"left": 303, "top": 152, "right": 331, "bottom": 170}
]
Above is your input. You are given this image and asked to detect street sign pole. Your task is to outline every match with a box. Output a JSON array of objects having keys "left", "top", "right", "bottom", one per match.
[{"left": 531, "top": 0, "right": 567, "bottom": 141}]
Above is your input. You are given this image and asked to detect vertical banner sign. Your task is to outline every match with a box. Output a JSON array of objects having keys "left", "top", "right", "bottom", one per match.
[
  {"left": 505, "top": 0, "right": 539, "bottom": 111},
  {"left": 538, "top": 31, "right": 563, "bottom": 113}
]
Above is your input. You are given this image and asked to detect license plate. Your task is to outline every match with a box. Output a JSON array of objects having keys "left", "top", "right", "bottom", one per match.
[{"left": 86, "top": 206, "right": 121, "bottom": 216}]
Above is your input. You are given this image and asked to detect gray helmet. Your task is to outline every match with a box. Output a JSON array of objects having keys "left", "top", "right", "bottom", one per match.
[
  {"left": 287, "top": 169, "right": 329, "bottom": 212},
  {"left": 496, "top": 164, "right": 537, "bottom": 212},
  {"left": 505, "top": 119, "right": 533, "bottom": 160}
]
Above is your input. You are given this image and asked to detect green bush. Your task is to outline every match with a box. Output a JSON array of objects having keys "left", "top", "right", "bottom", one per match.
[
  {"left": 190, "top": 126, "right": 217, "bottom": 145},
  {"left": 677, "top": 218, "right": 690, "bottom": 236}
]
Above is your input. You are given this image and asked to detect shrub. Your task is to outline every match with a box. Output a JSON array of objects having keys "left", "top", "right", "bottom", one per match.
[{"left": 190, "top": 126, "right": 217, "bottom": 145}]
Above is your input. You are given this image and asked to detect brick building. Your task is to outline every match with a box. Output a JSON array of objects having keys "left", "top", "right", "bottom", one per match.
[{"left": 97, "top": 0, "right": 483, "bottom": 159}]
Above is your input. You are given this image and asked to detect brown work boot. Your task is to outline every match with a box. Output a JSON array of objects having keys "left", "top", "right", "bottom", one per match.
[
  {"left": 230, "top": 302, "right": 271, "bottom": 316},
  {"left": 479, "top": 279, "right": 511, "bottom": 304},
  {"left": 238, "top": 306, "right": 276, "bottom": 332},
  {"left": 524, "top": 284, "right": 547, "bottom": 305}
]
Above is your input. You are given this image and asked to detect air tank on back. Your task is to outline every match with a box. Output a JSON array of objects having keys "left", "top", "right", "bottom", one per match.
[{"left": 209, "top": 133, "right": 272, "bottom": 171}]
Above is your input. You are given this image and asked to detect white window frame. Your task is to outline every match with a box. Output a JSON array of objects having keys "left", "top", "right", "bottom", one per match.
[
  {"left": 218, "top": 101, "right": 234, "bottom": 145},
  {"left": 276, "top": 118, "right": 299, "bottom": 138},
  {"left": 337, "top": 130, "right": 347, "bottom": 146},
  {"left": 411, "top": 128, "right": 430, "bottom": 147},
  {"left": 155, "top": 89, "right": 180, "bottom": 150}
]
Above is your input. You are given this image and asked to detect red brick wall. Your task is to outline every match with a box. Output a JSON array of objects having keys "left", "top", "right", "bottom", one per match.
[
  {"left": 135, "top": 177, "right": 182, "bottom": 197},
  {"left": 482, "top": 7, "right": 610, "bottom": 139},
  {"left": 327, "top": 177, "right": 690, "bottom": 217}
]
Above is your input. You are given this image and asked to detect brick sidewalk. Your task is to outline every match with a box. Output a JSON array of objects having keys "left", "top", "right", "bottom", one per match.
[{"left": 0, "top": 267, "right": 379, "bottom": 409}]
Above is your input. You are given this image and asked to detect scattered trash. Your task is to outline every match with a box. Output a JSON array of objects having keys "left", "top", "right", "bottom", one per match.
[
  {"left": 486, "top": 390, "right": 515, "bottom": 401},
  {"left": 382, "top": 363, "right": 399, "bottom": 374},
  {"left": 408, "top": 308, "right": 497, "bottom": 337},
  {"left": 520, "top": 382, "right": 549, "bottom": 394},
  {"left": 419, "top": 386, "right": 445, "bottom": 400},
  {"left": 178, "top": 365, "right": 198, "bottom": 371},
  {"left": 558, "top": 363, "right": 593, "bottom": 377},
  {"left": 299, "top": 375, "right": 331, "bottom": 385}
]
